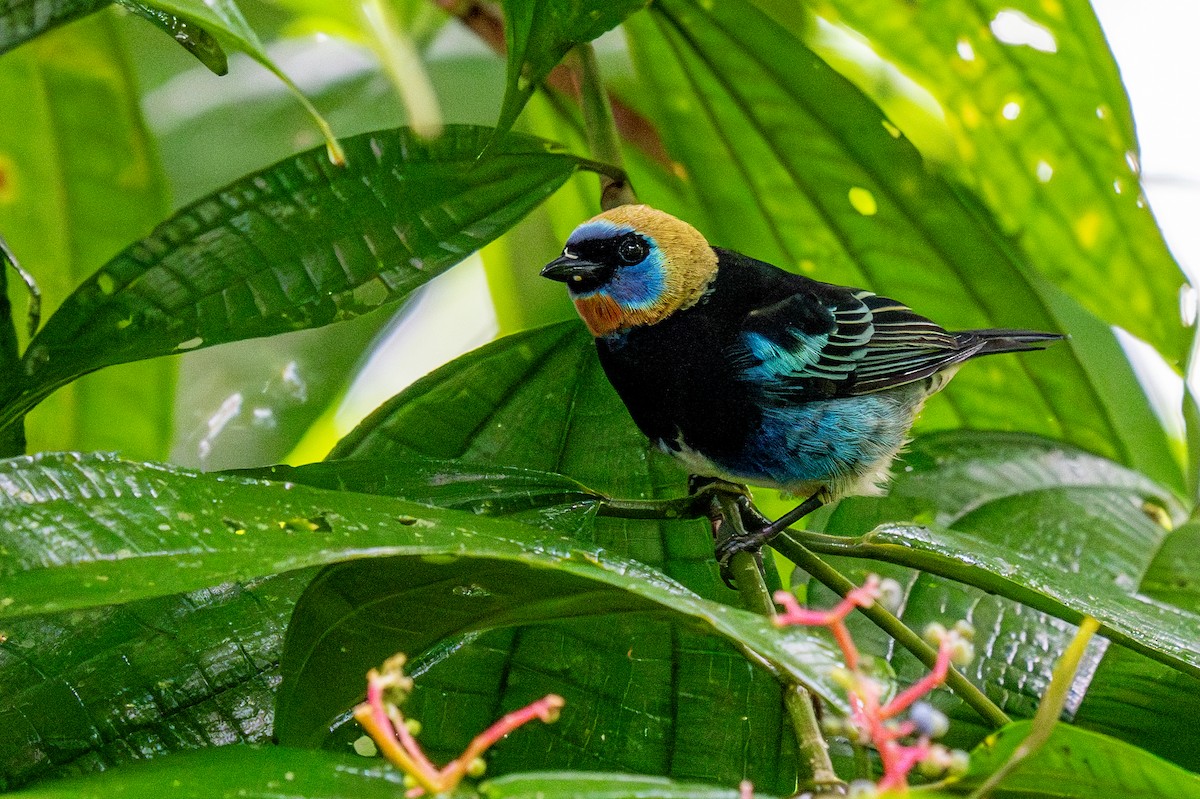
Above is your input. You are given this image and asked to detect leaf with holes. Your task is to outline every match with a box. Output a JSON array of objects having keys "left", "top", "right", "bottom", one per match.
[{"left": 0, "top": 126, "right": 582, "bottom": 437}]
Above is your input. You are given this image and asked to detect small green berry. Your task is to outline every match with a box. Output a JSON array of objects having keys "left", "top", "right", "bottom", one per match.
[{"left": 467, "top": 757, "right": 488, "bottom": 778}]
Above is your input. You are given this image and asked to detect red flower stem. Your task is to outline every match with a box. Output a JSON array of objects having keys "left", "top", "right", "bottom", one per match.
[
  {"left": 881, "top": 639, "right": 952, "bottom": 720},
  {"left": 454, "top": 694, "right": 565, "bottom": 770},
  {"left": 830, "top": 621, "right": 860, "bottom": 671},
  {"left": 353, "top": 698, "right": 441, "bottom": 794}
]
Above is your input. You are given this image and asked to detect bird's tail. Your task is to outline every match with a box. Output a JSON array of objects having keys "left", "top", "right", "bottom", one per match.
[{"left": 962, "top": 329, "right": 1065, "bottom": 356}]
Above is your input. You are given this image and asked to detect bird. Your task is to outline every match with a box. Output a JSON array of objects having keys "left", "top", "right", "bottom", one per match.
[{"left": 540, "top": 204, "right": 1062, "bottom": 570}]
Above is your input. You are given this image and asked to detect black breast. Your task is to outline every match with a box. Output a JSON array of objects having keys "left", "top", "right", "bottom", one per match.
[{"left": 594, "top": 248, "right": 809, "bottom": 462}]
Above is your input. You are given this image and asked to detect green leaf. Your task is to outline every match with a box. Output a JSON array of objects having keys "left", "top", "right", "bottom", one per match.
[
  {"left": 327, "top": 323, "right": 802, "bottom": 791},
  {"left": 0, "top": 450, "right": 847, "bottom": 709},
  {"left": 275, "top": 544, "right": 846, "bottom": 749},
  {"left": 957, "top": 721, "right": 1200, "bottom": 798},
  {"left": 482, "top": 772, "right": 774, "bottom": 799},
  {"left": 810, "top": 0, "right": 1188, "bottom": 365},
  {"left": 0, "top": 243, "right": 21, "bottom": 457},
  {"left": 623, "top": 1, "right": 1181, "bottom": 489},
  {"left": 0, "top": 0, "right": 110, "bottom": 55},
  {"left": 805, "top": 432, "right": 1195, "bottom": 681},
  {"left": 0, "top": 126, "right": 581, "bottom": 437},
  {"left": 1074, "top": 520, "right": 1200, "bottom": 770},
  {"left": 0, "top": 13, "right": 175, "bottom": 459},
  {"left": 131, "top": 0, "right": 345, "bottom": 158},
  {"left": 0, "top": 574, "right": 309, "bottom": 789},
  {"left": 8, "top": 746, "right": 763, "bottom": 799},
  {"left": 119, "top": 0, "right": 228, "bottom": 75},
  {"left": 241, "top": 456, "right": 602, "bottom": 531},
  {"left": 495, "top": 0, "right": 648, "bottom": 137},
  {"left": 7, "top": 746, "right": 407, "bottom": 798}
]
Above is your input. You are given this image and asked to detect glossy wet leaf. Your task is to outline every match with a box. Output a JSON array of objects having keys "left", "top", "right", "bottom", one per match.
[
  {"left": 0, "top": 0, "right": 110, "bottom": 54},
  {"left": 9, "top": 747, "right": 768, "bottom": 799},
  {"left": 0, "top": 15, "right": 175, "bottom": 459},
  {"left": 326, "top": 323, "right": 802, "bottom": 792},
  {"left": 494, "top": 0, "right": 648, "bottom": 137},
  {"left": 0, "top": 450, "right": 846, "bottom": 707},
  {"left": 276, "top": 545, "right": 846, "bottom": 749},
  {"left": 242, "top": 456, "right": 602, "bottom": 531},
  {"left": 808, "top": 432, "right": 1193, "bottom": 682},
  {"left": 1074, "top": 520, "right": 1200, "bottom": 770},
  {"left": 0, "top": 126, "right": 581, "bottom": 437},
  {"left": 624, "top": 2, "right": 1182, "bottom": 491},
  {"left": 811, "top": 0, "right": 1188, "bottom": 364},
  {"left": 7, "top": 746, "right": 406, "bottom": 798},
  {"left": 957, "top": 721, "right": 1200, "bottom": 798},
  {"left": 482, "top": 772, "right": 776, "bottom": 799},
  {"left": 120, "top": 1, "right": 227, "bottom": 74},
  {"left": 0, "top": 573, "right": 309, "bottom": 790},
  {"left": 807, "top": 432, "right": 1200, "bottom": 769}
]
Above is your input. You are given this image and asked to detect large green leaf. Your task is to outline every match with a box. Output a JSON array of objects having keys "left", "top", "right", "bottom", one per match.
[
  {"left": 276, "top": 543, "right": 847, "bottom": 749},
  {"left": 0, "top": 0, "right": 110, "bottom": 54},
  {"left": 244, "top": 456, "right": 601, "bottom": 533},
  {"left": 1074, "top": 520, "right": 1200, "bottom": 770},
  {"left": 810, "top": 0, "right": 1187, "bottom": 364},
  {"left": 9, "top": 746, "right": 764, "bottom": 799},
  {"left": 494, "top": 0, "right": 648, "bottom": 137},
  {"left": 806, "top": 432, "right": 1200, "bottom": 771},
  {"left": 956, "top": 721, "right": 1200, "bottom": 798},
  {"left": 0, "top": 449, "right": 847, "bottom": 708},
  {"left": 0, "top": 14, "right": 175, "bottom": 459},
  {"left": 623, "top": 2, "right": 1182, "bottom": 491},
  {"left": 326, "top": 323, "right": 801, "bottom": 792},
  {"left": 801, "top": 432, "right": 1193, "bottom": 715},
  {"left": 0, "top": 573, "right": 309, "bottom": 790},
  {"left": 0, "top": 126, "right": 582, "bottom": 438},
  {"left": 7, "top": 746, "right": 406, "bottom": 798}
]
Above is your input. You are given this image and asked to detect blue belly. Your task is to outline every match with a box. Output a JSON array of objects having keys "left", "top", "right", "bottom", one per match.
[{"left": 713, "top": 390, "right": 919, "bottom": 487}]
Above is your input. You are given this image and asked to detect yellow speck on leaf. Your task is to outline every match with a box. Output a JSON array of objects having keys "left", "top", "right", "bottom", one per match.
[
  {"left": 848, "top": 187, "right": 878, "bottom": 216},
  {"left": 1074, "top": 211, "right": 1102, "bottom": 249}
]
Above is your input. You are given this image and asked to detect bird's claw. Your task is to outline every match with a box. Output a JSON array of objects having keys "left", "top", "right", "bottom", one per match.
[{"left": 715, "top": 524, "right": 774, "bottom": 589}]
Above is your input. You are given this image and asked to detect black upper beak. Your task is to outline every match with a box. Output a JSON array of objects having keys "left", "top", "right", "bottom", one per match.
[{"left": 540, "top": 255, "right": 606, "bottom": 283}]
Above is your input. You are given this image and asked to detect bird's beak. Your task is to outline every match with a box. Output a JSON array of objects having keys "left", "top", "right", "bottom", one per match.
[{"left": 540, "top": 255, "right": 605, "bottom": 283}]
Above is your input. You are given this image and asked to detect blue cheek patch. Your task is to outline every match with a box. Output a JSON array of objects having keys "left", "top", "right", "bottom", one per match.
[{"left": 607, "top": 248, "right": 667, "bottom": 311}]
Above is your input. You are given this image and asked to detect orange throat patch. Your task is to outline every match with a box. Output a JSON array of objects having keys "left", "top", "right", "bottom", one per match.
[{"left": 573, "top": 293, "right": 626, "bottom": 337}]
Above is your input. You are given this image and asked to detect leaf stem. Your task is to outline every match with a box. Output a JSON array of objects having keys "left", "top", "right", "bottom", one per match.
[
  {"left": 713, "top": 493, "right": 843, "bottom": 794},
  {"left": 574, "top": 42, "right": 637, "bottom": 209},
  {"left": 772, "top": 533, "right": 1011, "bottom": 729}
]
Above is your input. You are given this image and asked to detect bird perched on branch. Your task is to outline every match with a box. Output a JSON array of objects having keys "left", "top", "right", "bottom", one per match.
[{"left": 541, "top": 205, "right": 1062, "bottom": 570}]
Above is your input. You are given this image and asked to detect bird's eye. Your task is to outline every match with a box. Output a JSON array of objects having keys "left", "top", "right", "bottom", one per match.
[{"left": 617, "top": 235, "right": 649, "bottom": 265}]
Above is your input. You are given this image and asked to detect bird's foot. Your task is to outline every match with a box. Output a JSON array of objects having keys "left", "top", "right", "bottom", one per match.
[{"left": 713, "top": 490, "right": 828, "bottom": 588}]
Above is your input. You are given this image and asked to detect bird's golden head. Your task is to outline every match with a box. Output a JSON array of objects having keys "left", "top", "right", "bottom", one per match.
[{"left": 540, "top": 205, "right": 718, "bottom": 336}]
